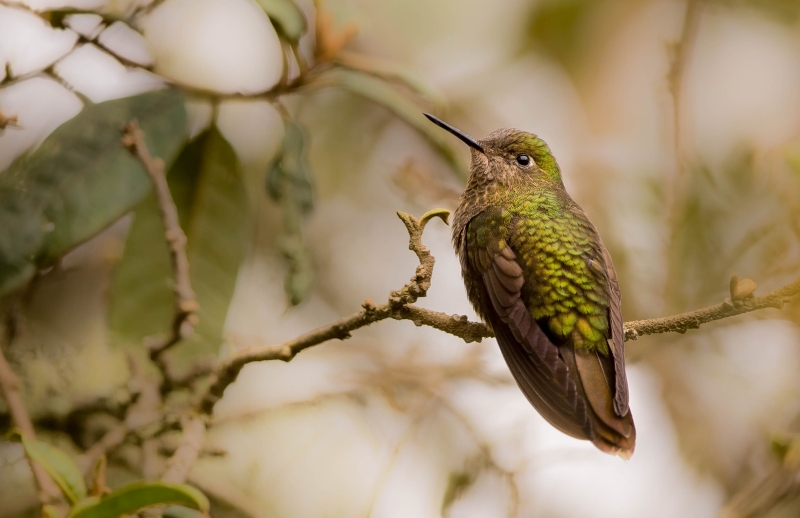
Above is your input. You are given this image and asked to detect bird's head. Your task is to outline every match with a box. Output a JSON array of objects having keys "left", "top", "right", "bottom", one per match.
[{"left": 424, "top": 113, "right": 563, "bottom": 189}]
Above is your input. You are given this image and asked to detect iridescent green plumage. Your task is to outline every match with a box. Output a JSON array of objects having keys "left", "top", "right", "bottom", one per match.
[{"left": 425, "top": 115, "right": 635, "bottom": 457}]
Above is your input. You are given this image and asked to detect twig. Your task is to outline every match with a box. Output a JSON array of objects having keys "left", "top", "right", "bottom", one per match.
[
  {"left": 198, "top": 209, "right": 450, "bottom": 413},
  {"left": 79, "top": 421, "right": 128, "bottom": 474},
  {"left": 0, "top": 110, "right": 21, "bottom": 132},
  {"left": 78, "top": 355, "right": 162, "bottom": 474},
  {"left": 719, "top": 445, "right": 800, "bottom": 518},
  {"left": 623, "top": 276, "right": 800, "bottom": 340},
  {"left": 667, "top": 0, "right": 702, "bottom": 163},
  {"left": 122, "top": 121, "right": 198, "bottom": 386},
  {"left": 0, "top": 314, "right": 67, "bottom": 512},
  {"left": 196, "top": 208, "right": 800, "bottom": 415},
  {"left": 663, "top": 0, "right": 702, "bottom": 307},
  {"left": 161, "top": 413, "right": 206, "bottom": 484}
]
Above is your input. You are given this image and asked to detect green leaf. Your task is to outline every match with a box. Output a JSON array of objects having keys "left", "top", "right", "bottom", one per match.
[
  {"left": 255, "top": 0, "right": 307, "bottom": 42},
  {"left": 109, "top": 127, "right": 248, "bottom": 365},
  {"left": 327, "top": 68, "right": 463, "bottom": 178},
  {"left": 7, "top": 429, "right": 87, "bottom": 504},
  {"left": 267, "top": 121, "right": 314, "bottom": 305},
  {"left": 64, "top": 481, "right": 209, "bottom": 518},
  {"left": 163, "top": 505, "right": 208, "bottom": 518},
  {"left": 0, "top": 89, "right": 187, "bottom": 297}
]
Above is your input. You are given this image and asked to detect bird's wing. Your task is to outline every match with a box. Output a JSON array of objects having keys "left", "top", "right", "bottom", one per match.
[
  {"left": 578, "top": 217, "right": 629, "bottom": 418},
  {"left": 600, "top": 245, "right": 629, "bottom": 416},
  {"left": 464, "top": 211, "right": 592, "bottom": 440}
]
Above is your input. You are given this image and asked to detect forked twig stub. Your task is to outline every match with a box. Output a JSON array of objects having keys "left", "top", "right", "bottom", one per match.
[{"left": 198, "top": 209, "right": 452, "bottom": 414}]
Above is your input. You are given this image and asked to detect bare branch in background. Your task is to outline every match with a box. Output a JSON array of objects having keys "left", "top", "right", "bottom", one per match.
[
  {"left": 122, "top": 121, "right": 198, "bottom": 386},
  {"left": 78, "top": 355, "right": 163, "bottom": 474},
  {"left": 719, "top": 445, "right": 800, "bottom": 518},
  {"left": 160, "top": 413, "right": 206, "bottom": 484},
  {"left": 668, "top": 0, "right": 702, "bottom": 163},
  {"left": 0, "top": 312, "right": 67, "bottom": 512},
  {"left": 662, "top": 0, "right": 703, "bottom": 305}
]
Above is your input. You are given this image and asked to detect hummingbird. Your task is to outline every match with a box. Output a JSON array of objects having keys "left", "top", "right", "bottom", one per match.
[{"left": 424, "top": 114, "right": 635, "bottom": 457}]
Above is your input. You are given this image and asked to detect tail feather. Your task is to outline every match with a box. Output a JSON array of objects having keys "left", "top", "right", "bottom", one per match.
[{"left": 562, "top": 344, "right": 636, "bottom": 457}]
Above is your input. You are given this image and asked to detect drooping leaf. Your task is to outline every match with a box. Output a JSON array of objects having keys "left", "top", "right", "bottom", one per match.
[
  {"left": 267, "top": 120, "right": 314, "bottom": 305},
  {"left": 64, "top": 481, "right": 209, "bottom": 518},
  {"left": 327, "top": 68, "right": 463, "bottom": 178},
  {"left": 255, "top": 0, "right": 307, "bottom": 42},
  {"left": 7, "top": 429, "right": 87, "bottom": 504},
  {"left": 0, "top": 89, "right": 187, "bottom": 296},
  {"left": 109, "top": 127, "right": 248, "bottom": 365}
]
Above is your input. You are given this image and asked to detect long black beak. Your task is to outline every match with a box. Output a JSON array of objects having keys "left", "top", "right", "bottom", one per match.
[{"left": 423, "top": 113, "right": 484, "bottom": 153}]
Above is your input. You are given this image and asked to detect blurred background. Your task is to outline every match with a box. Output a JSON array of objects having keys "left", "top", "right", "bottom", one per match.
[{"left": 1, "top": 0, "right": 800, "bottom": 516}]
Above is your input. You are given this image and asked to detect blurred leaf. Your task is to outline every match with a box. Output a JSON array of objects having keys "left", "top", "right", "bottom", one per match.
[
  {"left": 267, "top": 121, "right": 314, "bottom": 305},
  {"left": 521, "top": 0, "right": 595, "bottom": 69},
  {"left": 163, "top": 505, "right": 208, "bottom": 518},
  {"left": 327, "top": 68, "right": 463, "bottom": 178},
  {"left": 109, "top": 127, "right": 248, "bottom": 364},
  {"left": 255, "top": 0, "right": 307, "bottom": 42},
  {"left": 64, "top": 481, "right": 209, "bottom": 518},
  {"left": 0, "top": 90, "right": 186, "bottom": 297},
  {"left": 7, "top": 428, "right": 87, "bottom": 504}
]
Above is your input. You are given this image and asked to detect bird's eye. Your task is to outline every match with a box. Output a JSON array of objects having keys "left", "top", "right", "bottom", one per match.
[{"left": 516, "top": 154, "right": 531, "bottom": 166}]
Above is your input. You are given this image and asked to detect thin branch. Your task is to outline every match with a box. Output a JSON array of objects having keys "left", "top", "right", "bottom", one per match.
[
  {"left": 719, "top": 446, "right": 800, "bottom": 518},
  {"left": 198, "top": 209, "right": 451, "bottom": 414},
  {"left": 0, "top": 314, "right": 66, "bottom": 512},
  {"left": 196, "top": 209, "right": 800, "bottom": 416},
  {"left": 78, "top": 355, "right": 162, "bottom": 474},
  {"left": 122, "top": 121, "right": 198, "bottom": 386},
  {"left": 160, "top": 413, "right": 206, "bottom": 484},
  {"left": 0, "top": 110, "right": 21, "bottom": 132},
  {"left": 662, "top": 0, "right": 702, "bottom": 307},
  {"left": 79, "top": 421, "right": 127, "bottom": 474},
  {"left": 668, "top": 0, "right": 702, "bottom": 163}
]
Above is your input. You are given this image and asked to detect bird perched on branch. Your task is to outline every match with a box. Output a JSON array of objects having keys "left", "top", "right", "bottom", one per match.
[{"left": 425, "top": 114, "right": 635, "bottom": 458}]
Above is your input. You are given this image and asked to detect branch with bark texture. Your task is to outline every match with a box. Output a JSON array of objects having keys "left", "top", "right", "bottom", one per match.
[
  {"left": 122, "top": 121, "right": 198, "bottom": 387},
  {"left": 160, "top": 413, "right": 206, "bottom": 484},
  {"left": 0, "top": 314, "right": 67, "bottom": 513},
  {"left": 198, "top": 209, "right": 453, "bottom": 413},
  {"left": 197, "top": 209, "right": 800, "bottom": 416}
]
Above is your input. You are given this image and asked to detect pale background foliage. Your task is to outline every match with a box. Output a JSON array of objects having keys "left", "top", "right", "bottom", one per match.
[{"left": 1, "top": 0, "right": 800, "bottom": 516}]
